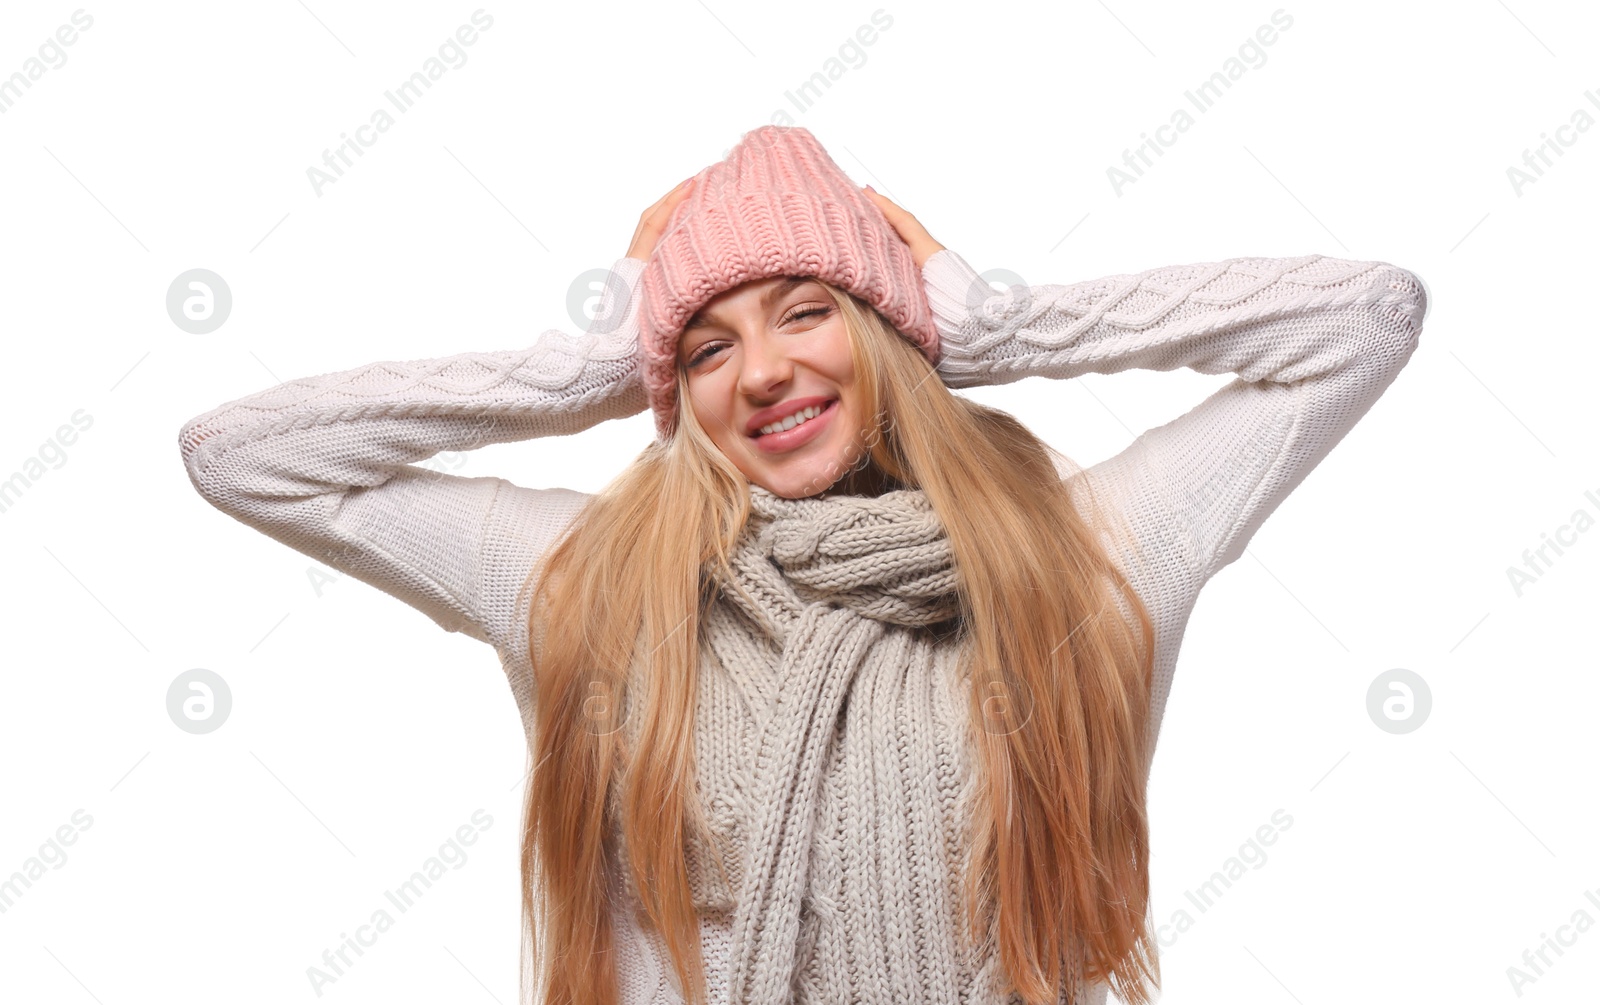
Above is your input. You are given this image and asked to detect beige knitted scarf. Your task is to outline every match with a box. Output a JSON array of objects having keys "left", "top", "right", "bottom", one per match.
[{"left": 685, "top": 482, "right": 1012, "bottom": 1003}]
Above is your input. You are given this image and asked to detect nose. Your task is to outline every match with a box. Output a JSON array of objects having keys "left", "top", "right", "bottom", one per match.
[{"left": 736, "top": 326, "right": 793, "bottom": 399}]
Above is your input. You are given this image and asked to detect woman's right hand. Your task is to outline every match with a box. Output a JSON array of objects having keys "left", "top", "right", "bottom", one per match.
[
  {"left": 862, "top": 185, "right": 945, "bottom": 270},
  {"left": 626, "top": 175, "right": 697, "bottom": 262}
]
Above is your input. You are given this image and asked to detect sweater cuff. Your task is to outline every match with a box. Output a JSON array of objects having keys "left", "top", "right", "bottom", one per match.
[
  {"left": 577, "top": 255, "right": 648, "bottom": 371},
  {"left": 565, "top": 256, "right": 648, "bottom": 415},
  {"left": 590, "top": 256, "right": 647, "bottom": 340},
  {"left": 920, "top": 248, "right": 991, "bottom": 386}
]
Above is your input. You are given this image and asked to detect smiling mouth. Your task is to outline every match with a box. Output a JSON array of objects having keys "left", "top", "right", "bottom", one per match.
[{"left": 752, "top": 399, "right": 836, "bottom": 438}]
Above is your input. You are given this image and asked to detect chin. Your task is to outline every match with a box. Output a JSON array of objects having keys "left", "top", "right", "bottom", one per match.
[{"left": 747, "top": 455, "right": 851, "bottom": 500}]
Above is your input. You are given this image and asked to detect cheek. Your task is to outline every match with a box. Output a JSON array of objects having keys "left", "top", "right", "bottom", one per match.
[
  {"left": 685, "top": 373, "right": 739, "bottom": 440},
  {"left": 797, "top": 326, "right": 856, "bottom": 383}
]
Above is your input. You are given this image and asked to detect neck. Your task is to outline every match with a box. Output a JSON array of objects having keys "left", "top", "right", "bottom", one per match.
[{"left": 820, "top": 460, "right": 904, "bottom": 498}]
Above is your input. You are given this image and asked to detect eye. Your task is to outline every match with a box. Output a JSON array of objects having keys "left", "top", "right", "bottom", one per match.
[
  {"left": 782, "top": 305, "right": 831, "bottom": 325},
  {"left": 685, "top": 306, "right": 832, "bottom": 368},
  {"left": 686, "top": 341, "right": 723, "bottom": 367}
]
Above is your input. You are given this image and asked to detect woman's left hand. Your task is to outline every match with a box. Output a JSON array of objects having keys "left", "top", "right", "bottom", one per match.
[{"left": 863, "top": 186, "right": 945, "bottom": 270}]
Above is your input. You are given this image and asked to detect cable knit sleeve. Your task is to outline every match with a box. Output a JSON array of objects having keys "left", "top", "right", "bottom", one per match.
[
  {"left": 177, "top": 256, "right": 648, "bottom": 652},
  {"left": 920, "top": 248, "right": 1428, "bottom": 583}
]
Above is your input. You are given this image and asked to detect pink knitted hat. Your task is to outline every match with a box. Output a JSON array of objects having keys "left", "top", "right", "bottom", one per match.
[{"left": 637, "top": 125, "right": 940, "bottom": 441}]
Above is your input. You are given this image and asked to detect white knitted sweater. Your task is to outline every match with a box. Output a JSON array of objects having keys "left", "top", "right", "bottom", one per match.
[{"left": 178, "top": 248, "right": 1427, "bottom": 1004}]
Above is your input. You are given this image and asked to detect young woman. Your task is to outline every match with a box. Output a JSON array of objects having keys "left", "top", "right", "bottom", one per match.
[{"left": 178, "top": 125, "right": 1428, "bottom": 1005}]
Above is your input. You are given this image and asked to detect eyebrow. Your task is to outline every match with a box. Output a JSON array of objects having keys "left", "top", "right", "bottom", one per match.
[{"left": 683, "top": 276, "right": 817, "bottom": 332}]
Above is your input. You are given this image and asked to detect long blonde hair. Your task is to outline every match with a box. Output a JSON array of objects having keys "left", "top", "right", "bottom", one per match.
[{"left": 518, "top": 279, "right": 1160, "bottom": 1005}]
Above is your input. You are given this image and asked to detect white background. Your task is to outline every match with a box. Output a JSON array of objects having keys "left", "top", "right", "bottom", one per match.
[{"left": 1, "top": 1, "right": 1595, "bottom": 1002}]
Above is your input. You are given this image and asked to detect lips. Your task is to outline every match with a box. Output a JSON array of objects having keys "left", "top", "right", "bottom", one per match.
[
  {"left": 748, "top": 398, "right": 839, "bottom": 454},
  {"left": 745, "top": 395, "right": 836, "bottom": 438}
]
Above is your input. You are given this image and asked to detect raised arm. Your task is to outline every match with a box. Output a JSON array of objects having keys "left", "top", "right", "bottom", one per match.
[
  {"left": 920, "top": 248, "right": 1428, "bottom": 583},
  {"left": 177, "top": 256, "right": 647, "bottom": 653}
]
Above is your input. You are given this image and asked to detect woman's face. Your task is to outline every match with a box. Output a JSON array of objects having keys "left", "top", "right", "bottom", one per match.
[{"left": 677, "top": 276, "right": 866, "bottom": 499}]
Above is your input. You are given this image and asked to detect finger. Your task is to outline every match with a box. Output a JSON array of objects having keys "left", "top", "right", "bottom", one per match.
[
  {"left": 641, "top": 181, "right": 693, "bottom": 239},
  {"left": 863, "top": 185, "right": 903, "bottom": 216},
  {"left": 656, "top": 178, "right": 699, "bottom": 225},
  {"left": 629, "top": 178, "right": 697, "bottom": 258},
  {"left": 638, "top": 198, "right": 683, "bottom": 247},
  {"left": 865, "top": 190, "right": 922, "bottom": 238},
  {"left": 639, "top": 188, "right": 673, "bottom": 220},
  {"left": 645, "top": 176, "right": 696, "bottom": 216},
  {"left": 866, "top": 189, "right": 925, "bottom": 239},
  {"left": 636, "top": 190, "right": 678, "bottom": 228}
]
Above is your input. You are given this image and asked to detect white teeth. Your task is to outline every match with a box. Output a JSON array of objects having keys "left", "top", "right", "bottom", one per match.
[{"left": 758, "top": 403, "right": 824, "bottom": 436}]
